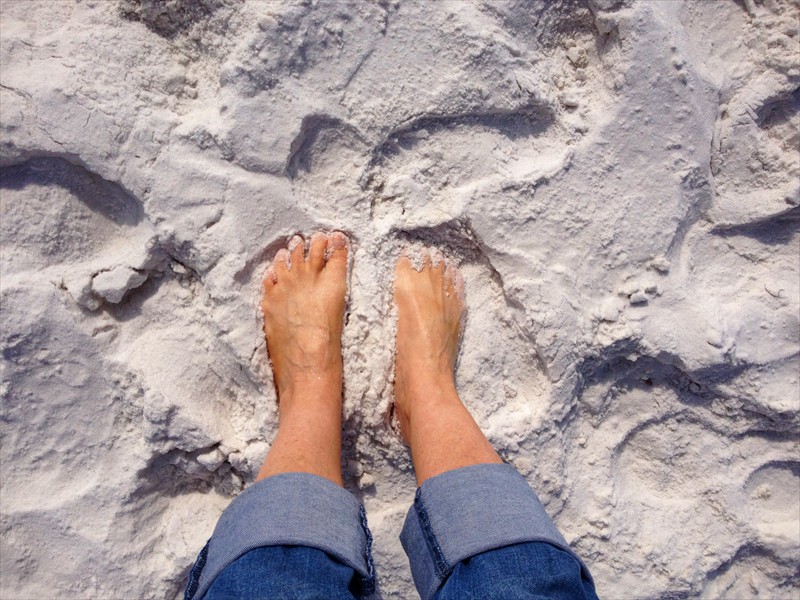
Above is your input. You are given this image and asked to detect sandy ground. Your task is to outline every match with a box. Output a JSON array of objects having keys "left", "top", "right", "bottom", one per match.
[{"left": 1, "top": 0, "right": 799, "bottom": 598}]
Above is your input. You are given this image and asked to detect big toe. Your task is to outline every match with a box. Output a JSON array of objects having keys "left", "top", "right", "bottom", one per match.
[
  {"left": 326, "top": 231, "right": 349, "bottom": 271},
  {"left": 394, "top": 255, "right": 415, "bottom": 283}
]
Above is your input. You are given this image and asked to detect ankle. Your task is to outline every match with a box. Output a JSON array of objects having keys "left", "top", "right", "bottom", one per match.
[
  {"left": 394, "top": 373, "right": 461, "bottom": 439},
  {"left": 276, "top": 372, "right": 342, "bottom": 413},
  {"left": 276, "top": 360, "right": 342, "bottom": 395}
]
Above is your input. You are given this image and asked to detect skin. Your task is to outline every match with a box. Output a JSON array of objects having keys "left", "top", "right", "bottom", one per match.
[
  {"left": 257, "top": 232, "right": 501, "bottom": 487},
  {"left": 392, "top": 254, "right": 502, "bottom": 485},
  {"left": 257, "top": 231, "right": 349, "bottom": 485}
]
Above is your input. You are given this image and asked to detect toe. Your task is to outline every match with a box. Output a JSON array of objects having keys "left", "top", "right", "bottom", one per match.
[
  {"left": 419, "top": 249, "right": 434, "bottom": 273},
  {"left": 395, "top": 254, "right": 414, "bottom": 276},
  {"left": 273, "top": 248, "right": 291, "bottom": 275},
  {"left": 326, "top": 231, "right": 349, "bottom": 271},
  {"left": 453, "top": 268, "right": 465, "bottom": 301},
  {"left": 262, "top": 265, "right": 278, "bottom": 290},
  {"left": 308, "top": 231, "right": 328, "bottom": 271},
  {"left": 288, "top": 234, "right": 306, "bottom": 270},
  {"left": 429, "top": 247, "right": 445, "bottom": 271},
  {"left": 444, "top": 259, "right": 461, "bottom": 295},
  {"left": 394, "top": 255, "right": 417, "bottom": 298}
]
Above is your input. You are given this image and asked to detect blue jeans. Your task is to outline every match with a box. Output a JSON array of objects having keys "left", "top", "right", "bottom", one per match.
[{"left": 185, "top": 464, "right": 599, "bottom": 600}]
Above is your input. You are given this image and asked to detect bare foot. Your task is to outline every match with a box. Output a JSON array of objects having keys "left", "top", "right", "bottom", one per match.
[
  {"left": 261, "top": 231, "right": 349, "bottom": 401},
  {"left": 393, "top": 250, "right": 502, "bottom": 484},
  {"left": 393, "top": 250, "right": 465, "bottom": 442},
  {"left": 257, "top": 231, "right": 349, "bottom": 485}
]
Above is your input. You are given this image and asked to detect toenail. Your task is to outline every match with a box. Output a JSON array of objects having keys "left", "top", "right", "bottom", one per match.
[
  {"left": 275, "top": 248, "right": 290, "bottom": 270},
  {"left": 288, "top": 234, "right": 305, "bottom": 253}
]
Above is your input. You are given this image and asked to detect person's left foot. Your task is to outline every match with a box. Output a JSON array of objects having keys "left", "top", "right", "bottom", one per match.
[{"left": 261, "top": 232, "right": 349, "bottom": 400}]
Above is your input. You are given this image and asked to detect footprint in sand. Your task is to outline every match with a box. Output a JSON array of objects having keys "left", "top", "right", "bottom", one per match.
[{"left": 0, "top": 157, "right": 155, "bottom": 309}]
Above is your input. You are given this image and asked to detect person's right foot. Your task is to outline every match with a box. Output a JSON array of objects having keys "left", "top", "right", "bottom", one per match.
[{"left": 393, "top": 250, "right": 465, "bottom": 442}]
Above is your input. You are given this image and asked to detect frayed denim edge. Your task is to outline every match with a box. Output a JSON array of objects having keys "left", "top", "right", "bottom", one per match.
[
  {"left": 413, "top": 488, "right": 450, "bottom": 582},
  {"left": 358, "top": 504, "right": 376, "bottom": 596},
  {"left": 184, "top": 539, "right": 209, "bottom": 600}
]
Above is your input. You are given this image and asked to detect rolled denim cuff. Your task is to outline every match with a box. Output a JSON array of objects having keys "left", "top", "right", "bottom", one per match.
[
  {"left": 400, "top": 463, "right": 591, "bottom": 600},
  {"left": 193, "top": 472, "right": 374, "bottom": 600}
]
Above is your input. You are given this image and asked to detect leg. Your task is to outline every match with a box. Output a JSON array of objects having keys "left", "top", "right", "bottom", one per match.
[
  {"left": 185, "top": 233, "right": 375, "bottom": 600},
  {"left": 257, "top": 231, "right": 349, "bottom": 486},
  {"left": 394, "top": 249, "right": 597, "bottom": 600},
  {"left": 393, "top": 252, "right": 502, "bottom": 485}
]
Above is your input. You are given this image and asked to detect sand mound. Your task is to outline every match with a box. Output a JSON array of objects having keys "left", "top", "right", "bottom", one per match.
[{"left": 1, "top": 1, "right": 798, "bottom": 598}]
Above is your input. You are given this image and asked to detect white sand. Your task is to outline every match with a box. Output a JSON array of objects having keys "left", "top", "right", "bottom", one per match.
[{"left": 1, "top": 0, "right": 798, "bottom": 598}]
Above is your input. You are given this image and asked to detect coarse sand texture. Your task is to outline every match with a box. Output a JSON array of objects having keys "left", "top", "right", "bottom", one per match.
[{"left": 1, "top": 0, "right": 798, "bottom": 598}]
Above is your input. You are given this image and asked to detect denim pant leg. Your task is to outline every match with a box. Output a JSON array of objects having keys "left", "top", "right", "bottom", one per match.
[
  {"left": 185, "top": 472, "right": 375, "bottom": 600},
  {"left": 400, "top": 463, "right": 598, "bottom": 600}
]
